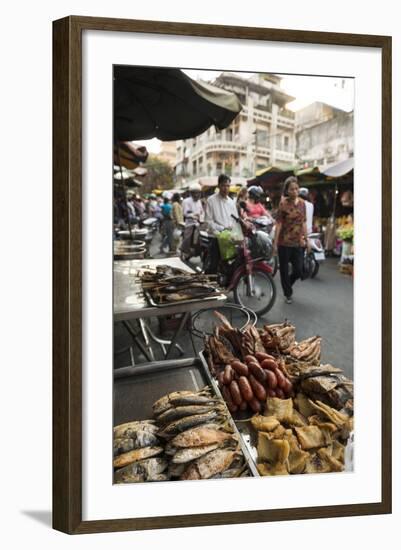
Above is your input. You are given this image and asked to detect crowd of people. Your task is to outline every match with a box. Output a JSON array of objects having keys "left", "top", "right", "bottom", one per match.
[{"left": 114, "top": 174, "right": 314, "bottom": 304}]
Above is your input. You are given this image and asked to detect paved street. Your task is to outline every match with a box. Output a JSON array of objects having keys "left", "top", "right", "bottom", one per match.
[{"left": 114, "top": 252, "right": 353, "bottom": 379}]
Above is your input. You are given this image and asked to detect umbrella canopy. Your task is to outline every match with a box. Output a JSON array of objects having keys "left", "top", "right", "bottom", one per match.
[
  {"left": 113, "top": 141, "right": 149, "bottom": 169},
  {"left": 114, "top": 66, "right": 242, "bottom": 141}
]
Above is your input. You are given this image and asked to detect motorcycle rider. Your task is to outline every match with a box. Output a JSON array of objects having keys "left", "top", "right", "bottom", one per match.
[
  {"left": 204, "top": 174, "right": 240, "bottom": 273},
  {"left": 246, "top": 185, "right": 271, "bottom": 219}
]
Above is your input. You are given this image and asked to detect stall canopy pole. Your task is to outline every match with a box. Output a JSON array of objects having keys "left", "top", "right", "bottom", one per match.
[{"left": 117, "top": 144, "right": 132, "bottom": 239}]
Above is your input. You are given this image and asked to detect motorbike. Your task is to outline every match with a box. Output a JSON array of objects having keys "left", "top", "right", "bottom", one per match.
[
  {"left": 199, "top": 216, "right": 277, "bottom": 316},
  {"left": 306, "top": 232, "right": 326, "bottom": 278},
  {"left": 251, "top": 216, "right": 278, "bottom": 277}
]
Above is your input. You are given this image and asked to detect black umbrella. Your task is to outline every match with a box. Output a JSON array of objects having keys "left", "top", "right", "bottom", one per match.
[{"left": 114, "top": 66, "right": 242, "bottom": 141}]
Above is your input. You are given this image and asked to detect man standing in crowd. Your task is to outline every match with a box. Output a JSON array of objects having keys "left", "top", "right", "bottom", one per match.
[
  {"left": 204, "top": 174, "right": 240, "bottom": 273},
  {"left": 181, "top": 182, "right": 205, "bottom": 259}
]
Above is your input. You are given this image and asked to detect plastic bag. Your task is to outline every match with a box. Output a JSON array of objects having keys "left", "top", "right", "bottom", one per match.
[
  {"left": 217, "top": 230, "right": 237, "bottom": 261},
  {"left": 173, "top": 227, "right": 182, "bottom": 239},
  {"left": 230, "top": 221, "right": 244, "bottom": 243}
]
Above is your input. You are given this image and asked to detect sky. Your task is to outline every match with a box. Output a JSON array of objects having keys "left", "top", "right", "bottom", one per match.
[{"left": 135, "top": 69, "right": 354, "bottom": 154}]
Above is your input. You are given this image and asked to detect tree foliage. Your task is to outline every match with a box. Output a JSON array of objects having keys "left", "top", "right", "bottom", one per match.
[{"left": 140, "top": 154, "right": 175, "bottom": 194}]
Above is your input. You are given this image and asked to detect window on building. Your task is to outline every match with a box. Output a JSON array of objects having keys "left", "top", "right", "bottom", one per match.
[
  {"left": 216, "top": 162, "right": 222, "bottom": 171},
  {"left": 192, "top": 160, "right": 196, "bottom": 174},
  {"left": 284, "top": 136, "right": 289, "bottom": 151},
  {"left": 226, "top": 128, "right": 233, "bottom": 141}
]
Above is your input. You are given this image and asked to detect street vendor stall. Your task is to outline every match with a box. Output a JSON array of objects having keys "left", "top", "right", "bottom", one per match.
[{"left": 114, "top": 257, "right": 226, "bottom": 362}]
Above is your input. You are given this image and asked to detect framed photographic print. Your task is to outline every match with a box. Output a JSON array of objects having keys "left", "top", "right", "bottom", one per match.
[{"left": 53, "top": 16, "right": 392, "bottom": 534}]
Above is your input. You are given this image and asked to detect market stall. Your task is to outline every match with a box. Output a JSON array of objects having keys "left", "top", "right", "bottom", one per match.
[
  {"left": 114, "top": 257, "right": 226, "bottom": 362},
  {"left": 112, "top": 311, "right": 354, "bottom": 483}
]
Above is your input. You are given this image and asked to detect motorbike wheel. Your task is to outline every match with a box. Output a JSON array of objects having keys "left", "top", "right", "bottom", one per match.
[
  {"left": 233, "top": 269, "right": 277, "bottom": 316},
  {"left": 311, "top": 259, "right": 320, "bottom": 278}
]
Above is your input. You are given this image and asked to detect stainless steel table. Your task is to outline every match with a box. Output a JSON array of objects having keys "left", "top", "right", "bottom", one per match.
[{"left": 114, "top": 257, "right": 226, "bottom": 361}]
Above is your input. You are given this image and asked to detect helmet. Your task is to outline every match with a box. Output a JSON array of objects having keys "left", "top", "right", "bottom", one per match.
[
  {"left": 299, "top": 187, "right": 309, "bottom": 199},
  {"left": 248, "top": 185, "right": 264, "bottom": 199},
  {"left": 189, "top": 182, "right": 202, "bottom": 192},
  {"left": 162, "top": 191, "right": 173, "bottom": 199}
]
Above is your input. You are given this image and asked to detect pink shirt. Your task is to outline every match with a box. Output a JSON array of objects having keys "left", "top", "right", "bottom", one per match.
[{"left": 246, "top": 201, "right": 268, "bottom": 218}]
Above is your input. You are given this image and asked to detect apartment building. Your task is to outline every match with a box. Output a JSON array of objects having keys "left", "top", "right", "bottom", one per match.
[{"left": 175, "top": 72, "right": 296, "bottom": 181}]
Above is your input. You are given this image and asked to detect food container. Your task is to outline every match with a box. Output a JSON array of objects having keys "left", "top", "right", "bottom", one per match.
[{"left": 114, "top": 357, "right": 259, "bottom": 476}]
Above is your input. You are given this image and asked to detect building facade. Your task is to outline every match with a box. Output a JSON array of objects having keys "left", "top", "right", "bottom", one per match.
[
  {"left": 158, "top": 140, "right": 177, "bottom": 167},
  {"left": 295, "top": 102, "right": 354, "bottom": 168},
  {"left": 175, "top": 73, "right": 296, "bottom": 182}
]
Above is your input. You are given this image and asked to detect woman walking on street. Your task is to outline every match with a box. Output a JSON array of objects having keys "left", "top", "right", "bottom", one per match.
[{"left": 273, "top": 176, "right": 310, "bottom": 304}]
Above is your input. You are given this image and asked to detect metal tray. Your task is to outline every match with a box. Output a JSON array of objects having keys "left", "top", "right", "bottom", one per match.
[
  {"left": 144, "top": 288, "right": 226, "bottom": 308},
  {"left": 114, "top": 357, "right": 259, "bottom": 477},
  {"left": 198, "top": 350, "right": 260, "bottom": 466}
]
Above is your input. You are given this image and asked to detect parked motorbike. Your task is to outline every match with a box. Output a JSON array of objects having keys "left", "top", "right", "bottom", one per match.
[
  {"left": 306, "top": 232, "right": 325, "bottom": 278},
  {"left": 199, "top": 216, "right": 277, "bottom": 316}
]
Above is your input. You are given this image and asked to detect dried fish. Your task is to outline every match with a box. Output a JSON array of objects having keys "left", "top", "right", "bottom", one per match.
[
  {"left": 156, "top": 404, "right": 223, "bottom": 426},
  {"left": 158, "top": 411, "right": 224, "bottom": 437},
  {"left": 113, "top": 420, "right": 156, "bottom": 440},
  {"left": 113, "top": 437, "right": 135, "bottom": 457},
  {"left": 152, "top": 389, "right": 214, "bottom": 416},
  {"left": 113, "top": 446, "right": 164, "bottom": 469},
  {"left": 172, "top": 443, "right": 220, "bottom": 464},
  {"left": 180, "top": 448, "right": 237, "bottom": 480},
  {"left": 171, "top": 425, "right": 235, "bottom": 448},
  {"left": 114, "top": 457, "right": 168, "bottom": 484}
]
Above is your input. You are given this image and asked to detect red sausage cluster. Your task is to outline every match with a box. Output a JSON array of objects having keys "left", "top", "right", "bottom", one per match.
[{"left": 217, "top": 352, "right": 293, "bottom": 414}]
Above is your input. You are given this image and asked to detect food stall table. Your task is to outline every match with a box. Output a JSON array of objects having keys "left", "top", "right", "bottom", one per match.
[{"left": 114, "top": 257, "right": 226, "bottom": 362}]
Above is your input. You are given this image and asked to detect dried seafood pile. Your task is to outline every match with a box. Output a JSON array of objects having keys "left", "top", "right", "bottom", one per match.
[
  {"left": 153, "top": 389, "right": 251, "bottom": 480},
  {"left": 260, "top": 322, "right": 321, "bottom": 364},
  {"left": 113, "top": 387, "right": 251, "bottom": 483},
  {"left": 113, "top": 420, "right": 167, "bottom": 483},
  {"left": 252, "top": 395, "right": 353, "bottom": 476},
  {"left": 205, "top": 315, "right": 353, "bottom": 416},
  {"left": 139, "top": 265, "right": 220, "bottom": 304}
]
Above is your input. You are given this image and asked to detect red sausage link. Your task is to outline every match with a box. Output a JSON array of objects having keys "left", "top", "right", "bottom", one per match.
[
  {"left": 237, "top": 376, "right": 254, "bottom": 402},
  {"left": 248, "top": 374, "right": 267, "bottom": 401}
]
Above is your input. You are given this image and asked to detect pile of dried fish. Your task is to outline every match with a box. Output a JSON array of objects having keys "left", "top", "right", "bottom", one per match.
[
  {"left": 153, "top": 388, "right": 251, "bottom": 480},
  {"left": 252, "top": 395, "right": 353, "bottom": 476},
  {"left": 260, "top": 323, "right": 321, "bottom": 364},
  {"left": 139, "top": 265, "right": 220, "bottom": 304},
  {"left": 205, "top": 315, "right": 353, "bottom": 414},
  {"left": 113, "top": 420, "right": 168, "bottom": 483},
  {"left": 260, "top": 321, "right": 296, "bottom": 353}
]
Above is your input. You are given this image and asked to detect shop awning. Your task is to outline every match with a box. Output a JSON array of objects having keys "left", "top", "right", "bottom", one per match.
[
  {"left": 113, "top": 141, "right": 149, "bottom": 170},
  {"left": 114, "top": 66, "right": 242, "bottom": 141},
  {"left": 322, "top": 158, "right": 354, "bottom": 177}
]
